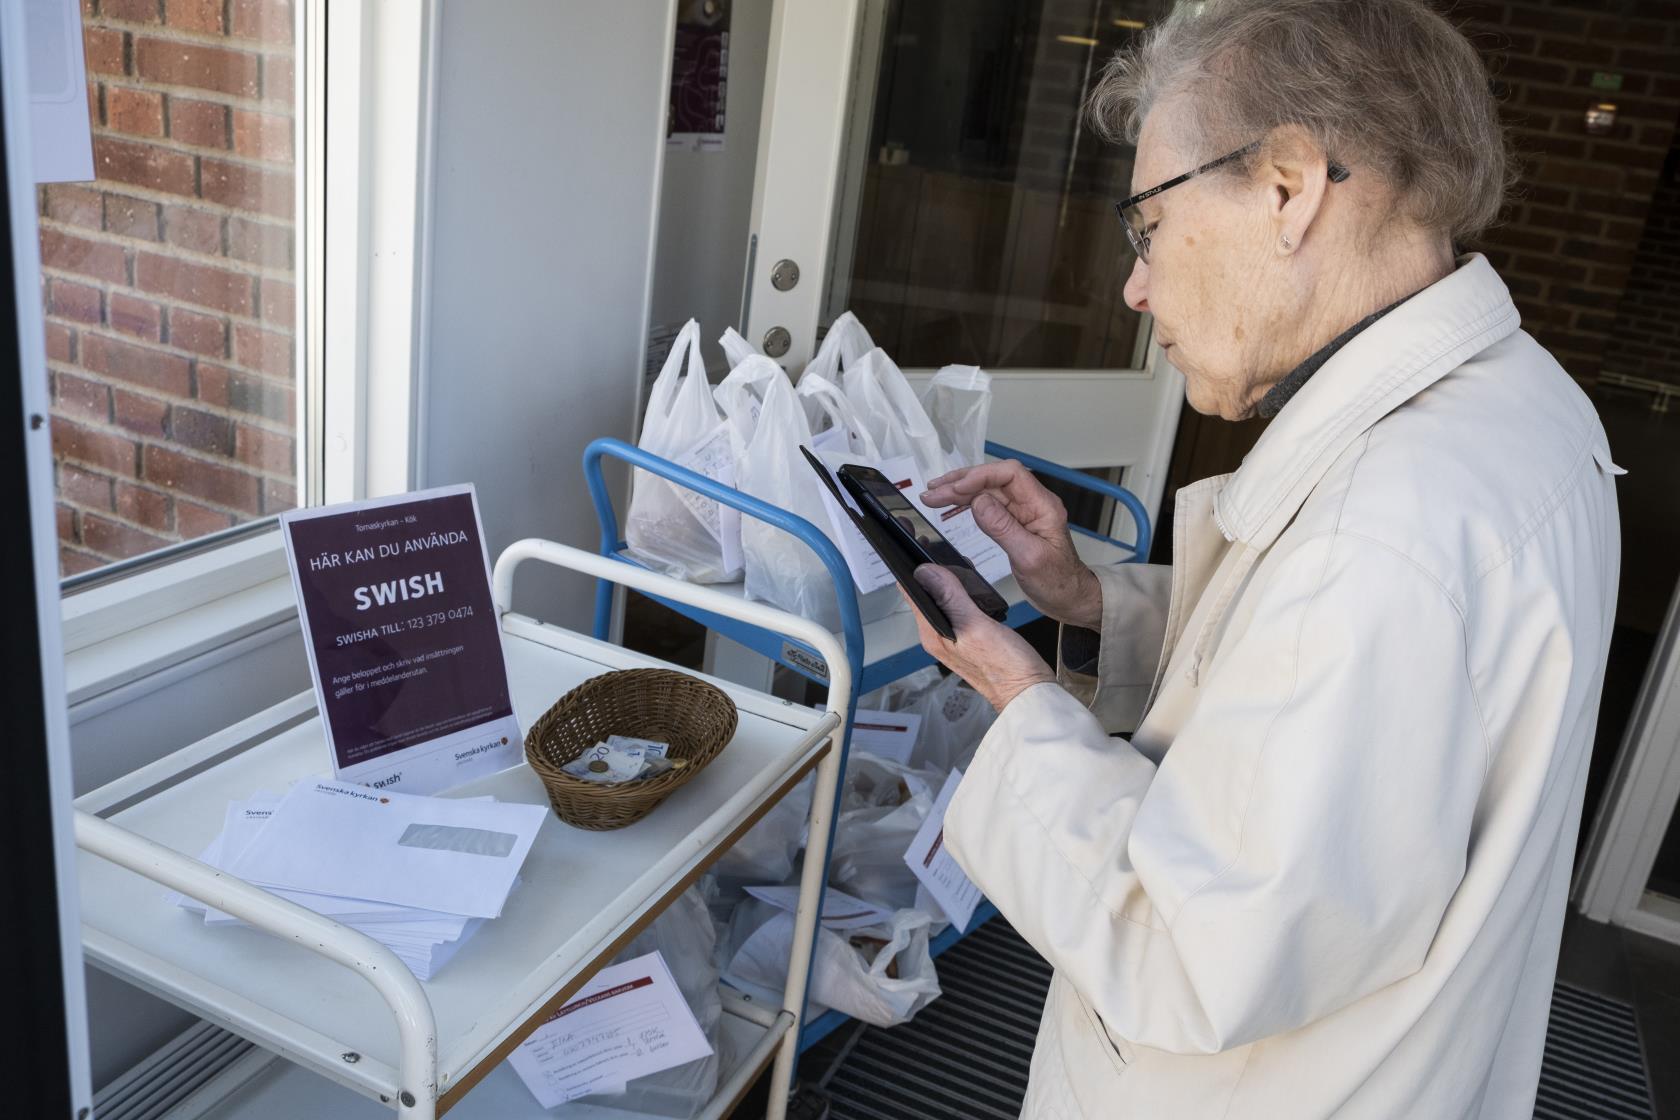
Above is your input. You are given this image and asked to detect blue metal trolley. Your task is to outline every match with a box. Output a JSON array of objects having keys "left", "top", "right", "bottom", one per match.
[{"left": 582, "top": 436, "right": 1150, "bottom": 1053}]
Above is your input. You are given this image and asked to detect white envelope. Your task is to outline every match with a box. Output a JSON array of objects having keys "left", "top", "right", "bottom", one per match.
[
  {"left": 225, "top": 779, "right": 549, "bottom": 919},
  {"left": 203, "top": 793, "right": 485, "bottom": 929}
]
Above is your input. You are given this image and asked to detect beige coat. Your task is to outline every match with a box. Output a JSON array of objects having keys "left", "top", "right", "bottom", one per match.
[{"left": 945, "top": 255, "right": 1623, "bottom": 1118}]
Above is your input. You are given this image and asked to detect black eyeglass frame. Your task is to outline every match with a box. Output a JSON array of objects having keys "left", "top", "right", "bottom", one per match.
[{"left": 1114, "top": 141, "right": 1351, "bottom": 260}]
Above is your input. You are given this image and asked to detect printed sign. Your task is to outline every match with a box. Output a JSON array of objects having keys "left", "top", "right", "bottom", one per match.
[
  {"left": 667, "top": 0, "right": 731, "bottom": 152},
  {"left": 280, "top": 485, "right": 522, "bottom": 794}
]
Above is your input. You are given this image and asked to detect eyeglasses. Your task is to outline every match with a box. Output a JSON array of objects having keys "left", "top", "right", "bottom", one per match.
[{"left": 1114, "top": 141, "right": 1350, "bottom": 262}]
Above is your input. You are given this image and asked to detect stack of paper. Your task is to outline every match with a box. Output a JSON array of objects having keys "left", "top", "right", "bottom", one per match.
[{"left": 174, "top": 778, "right": 549, "bottom": 979}]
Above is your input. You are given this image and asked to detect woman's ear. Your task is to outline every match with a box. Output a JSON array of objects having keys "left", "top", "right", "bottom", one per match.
[{"left": 1261, "top": 125, "right": 1330, "bottom": 255}]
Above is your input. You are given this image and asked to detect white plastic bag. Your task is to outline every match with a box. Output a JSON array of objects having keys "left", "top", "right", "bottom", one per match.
[
  {"left": 567, "top": 886, "right": 725, "bottom": 1118},
  {"left": 625, "top": 320, "right": 738, "bottom": 583},
  {"left": 828, "top": 752, "right": 941, "bottom": 911},
  {"left": 859, "top": 664, "right": 944, "bottom": 714},
  {"left": 920, "top": 364, "right": 993, "bottom": 473},
  {"left": 797, "top": 371, "right": 880, "bottom": 458},
  {"left": 718, "top": 326, "right": 759, "bottom": 370},
  {"left": 842, "top": 348, "right": 949, "bottom": 483},
  {"left": 860, "top": 667, "right": 998, "bottom": 777},
  {"left": 803, "top": 311, "right": 876, "bottom": 383},
  {"left": 711, "top": 774, "right": 812, "bottom": 889},
  {"left": 730, "top": 353, "right": 897, "bottom": 630},
  {"left": 724, "top": 902, "right": 941, "bottom": 1028},
  {"left": 714, "top": 340, "right": 780, "bottom": 455},
  {"left": 910, "top": 674, "right": 997, "bottom": 775}
]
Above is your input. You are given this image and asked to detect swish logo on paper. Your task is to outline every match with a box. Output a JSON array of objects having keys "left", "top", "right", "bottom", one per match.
[{"left": 354, "top": 571, "right": 446, "bottom": 612}]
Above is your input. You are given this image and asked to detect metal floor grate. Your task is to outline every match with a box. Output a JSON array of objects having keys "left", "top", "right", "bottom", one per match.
[
  {"left": 1535, "top": 982, "right": 1655, "bottom": 1120},
  {"left": 821, "top": 919, "right": 1048, "bottom": 1120},
  {"left": 822, "top": 920, "right": 1655, "bottom": 1120}
]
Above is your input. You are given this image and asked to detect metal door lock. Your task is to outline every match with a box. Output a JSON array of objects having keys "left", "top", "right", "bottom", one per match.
[
  {"left": 770, "top": 259, "right": 801, "bottom": 291},
  {"left": 763, "top": 326, "right": 792, "bottom": 358}
]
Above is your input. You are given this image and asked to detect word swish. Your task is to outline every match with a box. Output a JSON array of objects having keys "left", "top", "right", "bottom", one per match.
[{"left": 354, "top": 571, "right": 445, "bottom": 611}]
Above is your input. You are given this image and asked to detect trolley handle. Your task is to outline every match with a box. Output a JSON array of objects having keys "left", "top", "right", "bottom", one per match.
[
  {"left": 984, "top": 440, "right": 1151, "bottom": 561},
  {"left": 581, "top": 437, "right": 866, "bottom": 681}
]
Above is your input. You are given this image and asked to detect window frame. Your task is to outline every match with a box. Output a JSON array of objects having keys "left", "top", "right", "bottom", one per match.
[
  {"left": 1576, "top": 580, "right": 1680, "bottom": 945},
  {"left": 60, "top": 0, "right": 438, "bottom": 705}
]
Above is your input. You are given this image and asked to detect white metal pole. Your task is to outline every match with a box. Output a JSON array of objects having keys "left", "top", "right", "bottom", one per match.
[
  {"left": 491, "top": 538, "right": 853, "bottom": 1119},
  {"left": 765, "top": 660, "right": 848, "bottom": 1118},
  {"left": 74, "top": 813, "right": 439, "bottom": 1119}
]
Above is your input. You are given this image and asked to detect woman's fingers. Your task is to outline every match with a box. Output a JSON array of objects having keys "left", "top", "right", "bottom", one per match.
[
  {"left": 920, "top": 461, "right": 1025, "bottom": 507},
  {"left": 969, "top": 492, "right": 1046, "bottom": 561}
]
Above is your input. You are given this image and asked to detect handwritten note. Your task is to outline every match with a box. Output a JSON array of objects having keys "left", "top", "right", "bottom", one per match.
[
  {"left": 672, "top": 423, "right": 743, "bottom": 574},
  {"left": 506, "top": 952, "right": 713, "bottom": 1108}
]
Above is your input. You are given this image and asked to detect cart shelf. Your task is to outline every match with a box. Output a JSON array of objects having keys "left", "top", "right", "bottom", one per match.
[
  {"left": 161, "top": 991, "right": 791, "bottom": 1120},
  {"left": 75, "top": 541, "right": 851, "bottom": 1120}
]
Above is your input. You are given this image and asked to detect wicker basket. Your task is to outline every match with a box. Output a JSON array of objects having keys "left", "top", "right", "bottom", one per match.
[{"left": 525, "top": 668, "right": 738, "bottom": 830}]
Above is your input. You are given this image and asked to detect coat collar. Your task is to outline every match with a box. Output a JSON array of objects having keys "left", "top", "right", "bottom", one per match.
[{"left": 1212, "top": 253, "right": 1520, "bottom": 549}]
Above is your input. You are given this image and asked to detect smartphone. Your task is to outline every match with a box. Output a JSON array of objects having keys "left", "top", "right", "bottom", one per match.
[
  {"left": 801, "top": 448, "right": 961, "bottom": 638},
  {"left": 837, "top": 463, "right": 1011, "bottom": 622}
]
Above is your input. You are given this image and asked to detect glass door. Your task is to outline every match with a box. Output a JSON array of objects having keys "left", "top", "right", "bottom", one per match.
[{"left": 743, "top": 0, "right": 1182, "bottom": 526}]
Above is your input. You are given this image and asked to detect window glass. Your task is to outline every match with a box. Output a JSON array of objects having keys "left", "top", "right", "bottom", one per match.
[
  {"left": 824, "top": 0, "right": 1161, "bottom": 370},
  {"left": 41, "top": 0, "right": 301, "bottom": 578}
]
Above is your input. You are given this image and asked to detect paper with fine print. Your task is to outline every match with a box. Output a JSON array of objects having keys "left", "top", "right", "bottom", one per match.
[
  {"left": 742, "top": 884, "right": 896, "bottom": 931},
  {"left": 849, "top": 708, "right": 922, "bottom": 766},
  {"left": 903, "top": 769, "right": 984, "bottom": 932},
  {"left": 811, "top": 452, "right": 1012, "bottom": 594},
  {"left": 812, "top": 452, "right": 917, "bottom": 594},
  {"left": 506, "top": 951, "right": 713, "bottom": 1109},
  {"left": 279, "top": 484, "right": 523, "bottom": 795}
]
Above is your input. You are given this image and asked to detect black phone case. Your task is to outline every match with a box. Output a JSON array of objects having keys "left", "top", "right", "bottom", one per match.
[
  {"left": 837, "top": 464, "right": 1010, "bottom": 623},
  {"left": 799, "top": 446, "right": 958, "bottom": 640}
]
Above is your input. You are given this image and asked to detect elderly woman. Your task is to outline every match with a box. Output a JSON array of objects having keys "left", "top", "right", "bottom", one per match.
[{"left": 908, "top": 1, "right": 1623, "bottom": 1116}]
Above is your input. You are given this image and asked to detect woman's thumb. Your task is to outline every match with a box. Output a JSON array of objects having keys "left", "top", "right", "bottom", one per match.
[{"left": 914, "top": 564, "right": 978, "bottom": 626}]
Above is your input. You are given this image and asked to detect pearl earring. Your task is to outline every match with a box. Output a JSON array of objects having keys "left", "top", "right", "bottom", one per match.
[{"left": 1280, "top": 233, "right": 1293, "bottom": 251}]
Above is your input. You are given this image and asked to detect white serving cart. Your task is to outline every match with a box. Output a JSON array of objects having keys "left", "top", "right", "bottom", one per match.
[{"left": 73, "top": 540, "right": 850, "bottom": 1120}]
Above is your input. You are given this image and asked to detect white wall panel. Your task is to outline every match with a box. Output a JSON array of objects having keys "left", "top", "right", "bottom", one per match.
[{"left": 423, "top": 0, "right": 674, "bottom": 633}]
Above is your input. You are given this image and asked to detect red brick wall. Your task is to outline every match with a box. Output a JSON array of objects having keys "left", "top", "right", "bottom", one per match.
[
  {"left": 1605, "top": 136, "right": 1680, "bottom": 383},
  {"left": 41, "top": 0, "right": 297, "bottom": 577},
  {"left": 1463, "top": 0, "right": 1680, "bottom": 385}
]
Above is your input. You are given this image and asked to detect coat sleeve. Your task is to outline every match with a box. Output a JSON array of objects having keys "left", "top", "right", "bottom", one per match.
[
  {"left": 1055, "top": 561, "right": 1174, "bottom": 733},
  {"left": 944, "top": 533, "right": 1486, "bottom": 1054}
]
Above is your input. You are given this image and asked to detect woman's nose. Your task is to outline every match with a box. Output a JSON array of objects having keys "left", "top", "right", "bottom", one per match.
[{"left": 1123, "top": 255, "right": 1149, "bottom": 313}]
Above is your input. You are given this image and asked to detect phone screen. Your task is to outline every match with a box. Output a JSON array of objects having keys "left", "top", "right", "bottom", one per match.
[{"left": 840, "top": 466, "right": 1009, "bottom": 617}]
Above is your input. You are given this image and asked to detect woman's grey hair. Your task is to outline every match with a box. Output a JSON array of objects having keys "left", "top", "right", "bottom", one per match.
[{"left": 1089, "top": 0, "right": 1514, "bottom": 243}]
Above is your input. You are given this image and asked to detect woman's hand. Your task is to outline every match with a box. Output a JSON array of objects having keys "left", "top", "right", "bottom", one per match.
[
  {"left": 907, "top": 565, "right": 1054, "bottom": 713},
  {"left": 921, "top": 460, "right": 1102, "bottom": 630}
]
